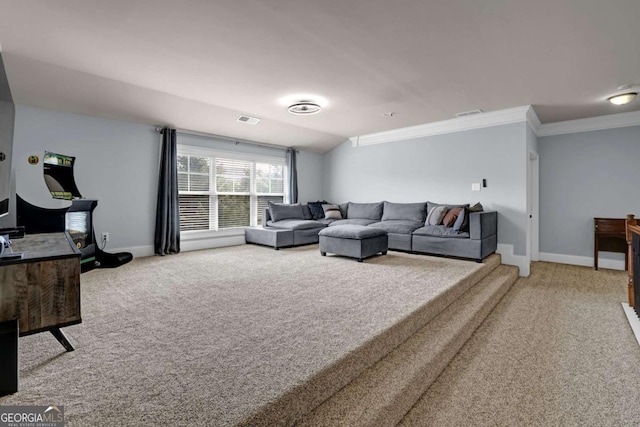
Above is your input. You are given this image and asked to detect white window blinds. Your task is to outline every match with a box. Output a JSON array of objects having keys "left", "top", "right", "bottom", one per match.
[{"left": 177, "top": 148, "right": 286, "bottom": 232}]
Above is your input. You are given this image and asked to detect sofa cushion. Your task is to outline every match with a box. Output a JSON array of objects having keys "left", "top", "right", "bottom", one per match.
[
  {"left": 426, "top": 205, "right": 448, "bottom": 225},
  {"left": 381, "top": 202, "right": 427, "bottom": 222},
  {"left": 308, "top": 201, "right": 327, "bottom": 219},
  {"left": 413, "top": 225, "right": 470, "bottom": 239},
  {"left": 302, "top": 205, "right": 313, "bottom": 220},
  {"left": 442, "top": 207, "right": 462, "bottom": 227},
  {"left": 368, "top": 220, "right": 424, "bottom": 234},
  {"left": 269, "top": 202, "right": 304, "bottom": 222},
  {"left": 315, "top": 218, "right": 337, "bottom": 226},
  {"left": 347, "top": 202, "right": 383, "bottom": 221},
  {"left": 267, "top": 219, "right": 326, "bottom": 230},
  {"left": 322, "top": 204, "right": 343, "bottom": 220},
  {"left": 339, "top": 203, "right": 349, "bottom": 219},
  {"left": 329, "top": 219, "right": 378, "bottom": 227},
  {"left": 319, "top": 224, "right": 387, "bottom": 240}
]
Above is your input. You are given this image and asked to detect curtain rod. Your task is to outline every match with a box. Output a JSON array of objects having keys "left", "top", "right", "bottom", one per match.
[{"left": 155, "top": 127, "right": 290, "bottom": 152}]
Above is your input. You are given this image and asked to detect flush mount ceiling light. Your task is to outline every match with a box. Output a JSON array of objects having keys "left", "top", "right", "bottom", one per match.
[
  {"left": 288, "top": 101, "right": 322, "bottom": 115},
  {"left": 608, "top": 92, "right": 637, "bottom": 105},
  {"left": 608, "top": 85, "right": 638, "bottom": 105},
  {"left": 279, "top": 94, "right": 328, "bottom": 115}
]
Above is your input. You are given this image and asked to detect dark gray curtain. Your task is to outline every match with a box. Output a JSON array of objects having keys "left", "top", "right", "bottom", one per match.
[
  {"left": 287, "top": 148, "right": 298, "bottom": 204},
  {"left": 154, "top": 128, "right": 180, "bottom": 255}
]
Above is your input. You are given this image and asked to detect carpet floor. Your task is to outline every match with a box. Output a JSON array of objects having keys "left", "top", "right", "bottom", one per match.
[
  {"left": 400, "top": 262, "right": 640, "bottom": 427},
  {"left": 0, "top": 244, "right": 486, "bottom": 426}
]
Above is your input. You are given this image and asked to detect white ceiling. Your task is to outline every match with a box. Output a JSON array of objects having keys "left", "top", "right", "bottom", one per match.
[{"left": 0, "top": 0, "right": 639, "bottom": 153}]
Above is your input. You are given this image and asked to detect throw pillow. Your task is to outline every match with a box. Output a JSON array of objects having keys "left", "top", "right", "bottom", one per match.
[
  {"left": 426, "top": 206, "right": 448, "bottom": 225},
  {"left": 308, "top": 201, "right": 328, "bottom": 219},
  {"left": 469, "top": 202, "right": 483, "bottom": 212},
  {"left": 427, "top": 201, "right": 470, "bottom": 213},
  {"left": 269, "top": 202, "right": 304, "bottom": 222},
  {"left": 442, "top": 207, "right": 462, "bottom": 227},
  {"left": 452, "top": 208, "right": 467, "bottom": 232},
  {"left": 322, "top": 204, "right": 343, "bottom": 220}
]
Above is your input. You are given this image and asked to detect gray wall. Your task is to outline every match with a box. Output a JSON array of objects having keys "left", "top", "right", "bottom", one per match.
[
  {"left": 296, "top": 150, "right": 324, "bottom": 203},
  {"left": 12, "top": 105, "right": 159, "bottom": 254},
  {"left": 322, "top": 122, "right": 529, "bottom": 255},
  {"left": 539, "top": 124, "right": 640, "bottom": 261}
]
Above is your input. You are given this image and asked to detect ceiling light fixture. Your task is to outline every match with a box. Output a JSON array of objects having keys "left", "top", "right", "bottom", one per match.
[
  {"left": 288, "top": 101, "right": 322, "bottom": 115},
  {"left": 608, "top": 92, "right": 637, "bottom": 105},
  {"left": 608, "top": 85, "right": 638, "bottom": 105}
]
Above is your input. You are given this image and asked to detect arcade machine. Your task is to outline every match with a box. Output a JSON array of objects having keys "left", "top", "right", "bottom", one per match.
[{"left": 17, "top": 151, "right": 132, "bottom": 272}]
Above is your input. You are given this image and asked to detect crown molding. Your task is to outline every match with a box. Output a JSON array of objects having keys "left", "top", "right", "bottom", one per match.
[
  {"left": 526, "top": 107, "right": 541, "bottom": 134},
  {"left": 350, "top": 105, "right": 535, "bottom": 147},
  {"left": 537, "top": 110, "right": 640, "bottom": 137}
]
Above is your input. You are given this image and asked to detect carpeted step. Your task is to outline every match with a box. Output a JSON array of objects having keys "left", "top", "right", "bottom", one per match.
[
  {"left": 296, "top": 264, "right": 519, "bottom": 427},
  {"left": 240, "top": 254, "right": 503, "bottom": 426}
]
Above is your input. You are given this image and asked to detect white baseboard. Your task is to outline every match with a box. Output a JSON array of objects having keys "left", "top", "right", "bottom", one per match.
[
  {"left": 496, "top": 243, "right": 529, "bottom": 277},
  {"left": 109, "top": 236, "right": 246, "bottom": 260},
  {"left": 622, "top": 303, "right": 640, "bottom": 348},
  {"left": 538, "top": 252, "right": 625, "bottom": 271}
]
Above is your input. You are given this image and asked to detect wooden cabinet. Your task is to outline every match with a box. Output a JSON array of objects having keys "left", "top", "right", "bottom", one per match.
[
  {"left": 626, "top": 215, "right": 640, "bottom": 310},
  {"left": 633, "top": 230, "right": 640, "bottom": 315},
  {"left": 594, "top": 218, "right": 628, "bottom": 270},
  {"left": 0, "top": 232, "right": 81, "bottom": 344}
]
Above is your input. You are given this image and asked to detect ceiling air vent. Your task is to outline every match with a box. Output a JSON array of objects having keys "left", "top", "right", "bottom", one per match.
[
  {"left": 237, "top": 115, "right": 261, "bottom": 125},
  {"left": 455, "top": 109, "right": 484, "bottom": 118}
]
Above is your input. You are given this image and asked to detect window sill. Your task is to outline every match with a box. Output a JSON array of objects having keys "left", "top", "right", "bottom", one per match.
[{"left": 181, "top": 228, "right": 246, "bottom": 241}]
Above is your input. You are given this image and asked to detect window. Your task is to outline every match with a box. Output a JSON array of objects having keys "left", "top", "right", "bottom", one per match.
[{"left": 177, "top": 148, "right": 286, "bottom": 232}]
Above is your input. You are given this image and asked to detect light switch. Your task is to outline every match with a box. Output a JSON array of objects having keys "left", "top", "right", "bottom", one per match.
[{"left": 471, "top": 183, "right": 481, "bottom": 191}]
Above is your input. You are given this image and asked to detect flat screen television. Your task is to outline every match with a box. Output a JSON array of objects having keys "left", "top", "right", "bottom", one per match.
[{"left": 43, "top": 151, "right": 82, "bottom": 200}]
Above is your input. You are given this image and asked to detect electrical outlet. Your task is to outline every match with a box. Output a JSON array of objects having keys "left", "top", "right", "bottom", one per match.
[{"left": 101, "top": 232, "right": 110, "bottom": 243}]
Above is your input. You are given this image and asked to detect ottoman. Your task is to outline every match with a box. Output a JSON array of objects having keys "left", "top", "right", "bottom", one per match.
[
  {"left": 319, "top": 225, "right": 388, "bottom": 262},
  {"left": 245, "top": 227, "right": 294, "bottom": 250}
]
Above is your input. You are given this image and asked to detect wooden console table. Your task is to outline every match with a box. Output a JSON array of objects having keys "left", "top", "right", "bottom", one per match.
[
  {"left": 0, "top": 232, "right": 81, "bottom": 348},
  {"left": 0, "top": 232, "right": 81, "bottom": 395},
  {"left": 594, "top": 217, "right": 628, "bottom": 270}
]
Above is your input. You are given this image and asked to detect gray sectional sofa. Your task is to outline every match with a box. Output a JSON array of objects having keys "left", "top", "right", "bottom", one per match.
[{"left": 245, "top": 201, "right": 497, "bottom": 262}]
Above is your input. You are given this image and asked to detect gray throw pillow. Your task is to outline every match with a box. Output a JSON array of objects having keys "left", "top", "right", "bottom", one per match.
[
  {"left": 269, "top": 202, "right": 304, "bottom": 222},
  {"left": 453, "top": 203, "right": 482, "bottom": 232}
]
